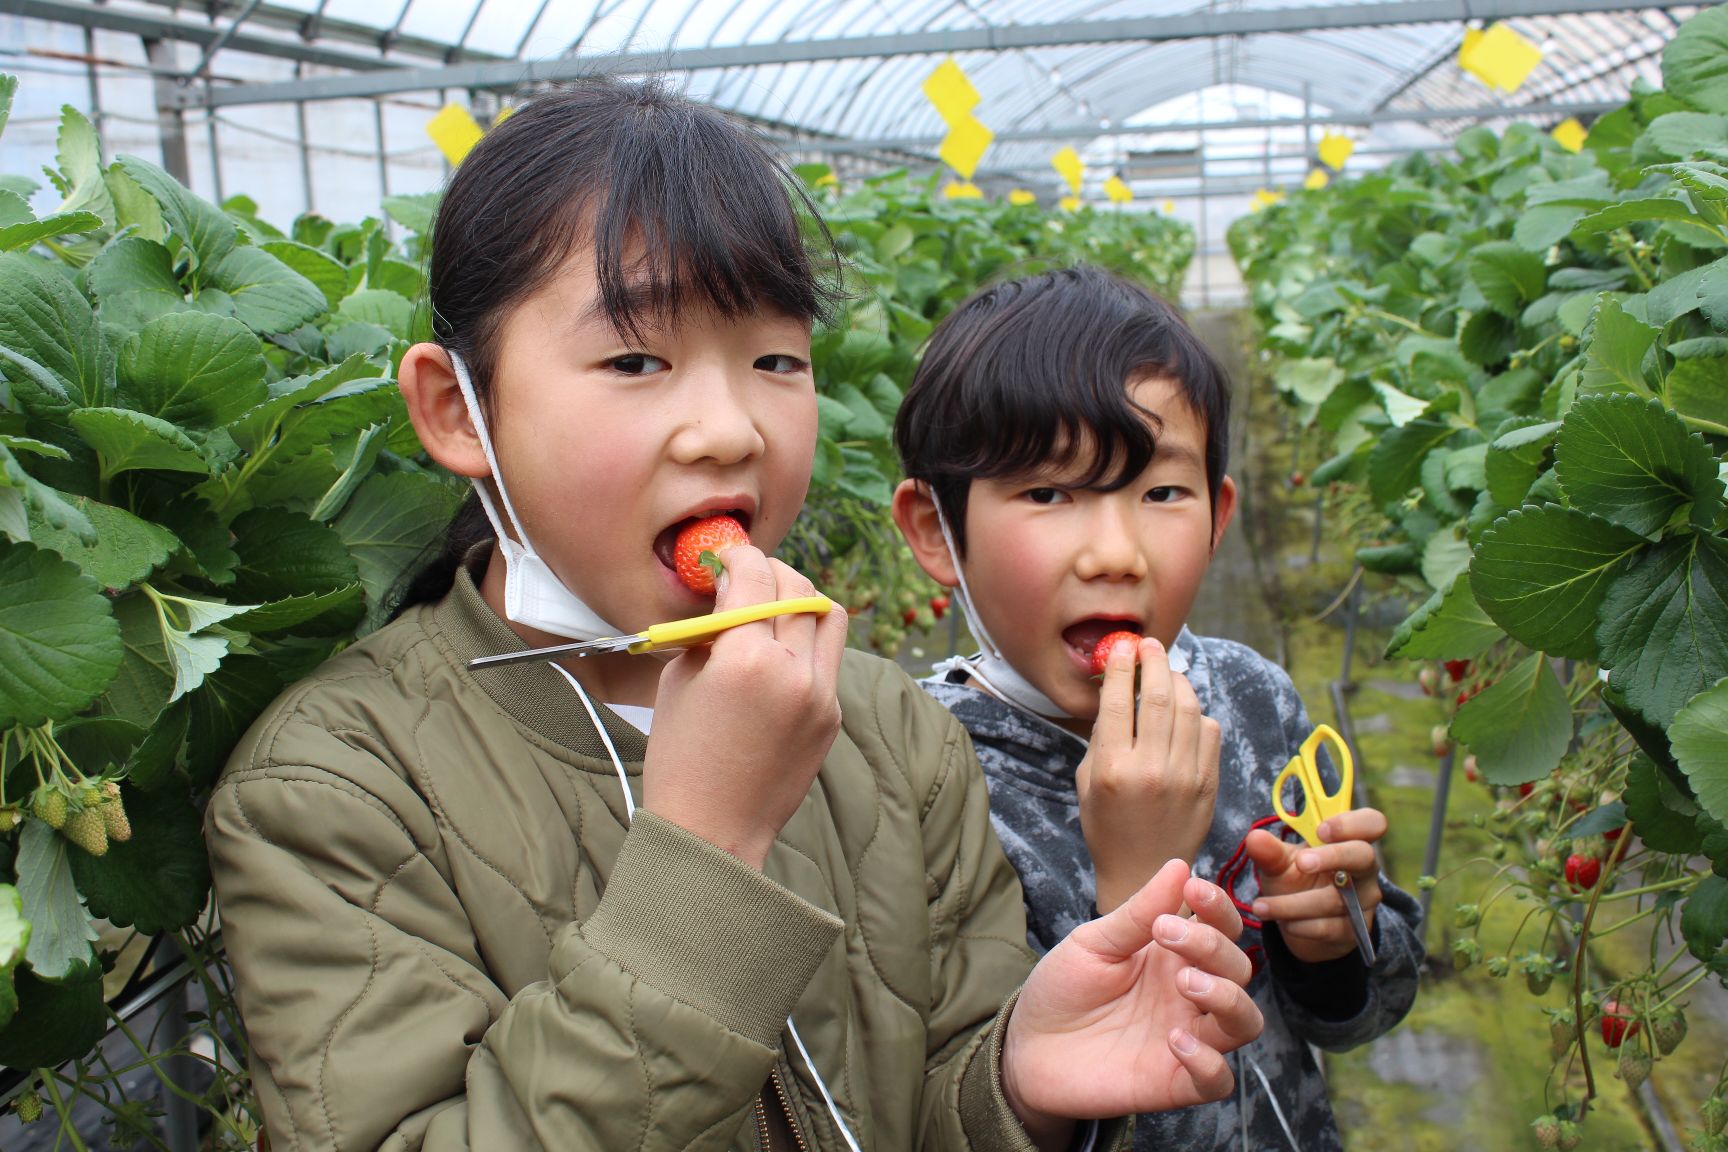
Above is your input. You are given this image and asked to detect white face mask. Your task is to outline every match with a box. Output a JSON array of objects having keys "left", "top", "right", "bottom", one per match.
[
  {"left": 927, "top": 487, "right": 1189, "bottom": 723},
  {"left": 448, "top": 350, "right": 623, "bottom": 641}
]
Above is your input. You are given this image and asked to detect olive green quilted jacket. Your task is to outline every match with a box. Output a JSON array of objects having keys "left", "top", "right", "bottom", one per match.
[{"left": 207, "top": 562, "right": 1124, "bottom": 1151}]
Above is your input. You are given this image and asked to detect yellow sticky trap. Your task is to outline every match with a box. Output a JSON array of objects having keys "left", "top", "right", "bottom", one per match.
[
  {"left": 1317, "top": 133, "right": 1354, "bottom": 171},
  {"left": 1251, "top": 188, "right": 1285, "bottom": 212},
  {"left": 944, "top": 181, "right": 983, "bottom": 200},
  {"left": 1052, "top": 146, "right": 1084, "bottom": 195},
  {"left": 1009, "top": 189, "right": 1036, "bottom": 206},
  {"left": 1459, "top": 22, "right": 1543, "bottom": 94},
  {"left": 1060, "top": 195, "right": 1082, "bottom": 212},
  {"left": 1104, "top": 174, "right": 1133, "bottom": 204},
  {"left": 1551, "top": 118, "right": 1588, "bottom": 153},
  {"left": 923, "top": 59, "right": 981, "bottom": 123},
  {"left": 427, "top": 103, "right": 485, "bottom": 166},
  {"left": 1304, "top": 169, "right": 1330, "bottom": 191},
  {"left": 939, "top": 114, "right": 993, "bottom": 180},
  {"left": 1161, "top": 199, "right": 1176, "bottom": 213}
]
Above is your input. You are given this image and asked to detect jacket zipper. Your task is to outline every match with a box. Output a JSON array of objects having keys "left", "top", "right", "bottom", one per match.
[{"left": 769, "top": 1066, "right": 809, "bottom": 1152}]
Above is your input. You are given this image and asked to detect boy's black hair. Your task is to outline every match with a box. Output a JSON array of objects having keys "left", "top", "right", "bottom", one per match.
[
  {"left": 893, "top": 265, "right": 1231, "bottom": 554},
  {"left": 395, "top": 76, "right": 844, "bottom": 614}
]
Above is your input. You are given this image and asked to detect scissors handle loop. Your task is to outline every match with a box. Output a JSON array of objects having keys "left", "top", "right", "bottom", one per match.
[{"left": 1271, "top": 724, "right": 1355, "bottom": 848}]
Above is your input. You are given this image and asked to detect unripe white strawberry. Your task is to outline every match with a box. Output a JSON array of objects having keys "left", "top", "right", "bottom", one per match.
[{"left": 62, "top": 806, "right": 108, "bottom": 856}]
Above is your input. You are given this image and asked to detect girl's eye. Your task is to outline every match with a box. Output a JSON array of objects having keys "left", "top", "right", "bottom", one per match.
[
  {"left": 609, "top": 353, "right": 668, "bottom": 375},
  {"left": 755, "top": 353, "right": 809, "bottom": 374},
  {"left": 1024, "top": 487, "right": 1070, "bottom": 505},
  {"left": 1145, "top": 486, "right": 1184, "bottom": 504}
]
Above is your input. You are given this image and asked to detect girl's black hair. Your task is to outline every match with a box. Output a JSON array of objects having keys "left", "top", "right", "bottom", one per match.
[
  {"left": 393, "top": 76, "right": 843, "bottom": 615},
  {"left": 893, "top": 265, "right": 1231, "bottom": 555}
]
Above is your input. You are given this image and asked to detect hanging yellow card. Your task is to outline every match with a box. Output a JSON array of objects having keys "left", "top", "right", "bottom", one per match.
[
  {"left": 1009, "top": 189, "right": 1037, "bottom": 205},
  {"left": 1060, "top": 195, "right": 1082, "bottom": 212},
  {"left": 1317, "top": 133, "right": 1354, "bottom": 171},
  {"left": 1052, "top": 146, "right": 1084, "bottom": 195},
  {"left": 944, "top": 181, "right": 984, "bottom": 200},
  {"left": 1551, "top": 118, "right": 1588, "bottom": 153},
  {"left": 427, "top": 103, "right": 485, "bottom": 166},
  {"left": 1459, "top": 22, "right": 1543, "bottom": 94},
  {"left": 923, "top": 59, "right": 981, "bottom": 123},
  {"left": 1104, "top": 174, "right": 1133, "bottom": 203},
  {"left": 939, "top": 114, "right": 993, "bottom": 180},
  {"left": 1304, "top": 169, "right": 1330, "bottom": 190}
]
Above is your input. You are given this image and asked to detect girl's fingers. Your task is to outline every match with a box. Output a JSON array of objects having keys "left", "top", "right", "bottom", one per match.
[
  {"left": 1166, "top": 1028, "right": 1235, "bottom": 1105},
  {"left": 1092, "top": 637, "right": 1139, "bottom": 748},
  {"left": 1152, "top": 915, "right": 1253, "bottom": 988},
  {"left": 764, "top": 558, "right": 820, "bottom": 652},
  {"left": 711, "top": 544, "right": 777, "bottom": 613}
]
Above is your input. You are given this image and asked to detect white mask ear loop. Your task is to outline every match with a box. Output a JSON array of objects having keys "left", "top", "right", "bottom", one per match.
[
  {"left": 552, "top": 662, "right": 862, "bottom": 1152},
  {"left": 448, "top": 350, "right": 531, "bottom": 555}
]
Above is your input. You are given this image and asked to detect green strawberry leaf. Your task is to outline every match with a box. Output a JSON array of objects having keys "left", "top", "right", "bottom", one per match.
[
  {"left": 1450, "top": 652, "right": 1573, "bottom": 785},
  {"left": 183, "top": 654, "right": 283, "bottom": 787},
  {"left": 0, "top": 541, "right": 123, "bottom": 727},
  {"left": 1471, "top": 505, "right": 1646, "bottom": 660},
  {"left": 117, "top": 311, "right": 268, "bottom": 428},
  {"left": 1368, "top": 419, "right": 1455, "bottom": 507},
  {"left": 0, "top": 958, "right": 104, "bottom": 1070},
  {"left": 229, "top": 506, "right": 360, "bottom": 602},
  {"left": 115, "top": 154, "right": 237, "bottom": 272},
  {"left": 14, "top": 822, "right": 98, "bottom": 979},
  {"left": 1421, "top": 524, "right": 1474, "bottom": 591},
  {"left": 381, "top": 191, "right": 440, "bottom": 235},
  {"left": 29, "top": 496, "right": 179, "bottom": 589},
  {"left": 103, "top": 162, "right": 165, "bottom": 244},
  {"left": 0, "top": 251, "right": 113, "bottom": 416},
  {"left": 1281, "top": 357, "right": 1344, "bottom": 406},
  {"left": 53, "top": 105, "right": 113, "bottom": 225},
  {"left": 1666, "top": 356, "right": 1728, "bottom": 437},
  {"left": 105, "top": 591, "right": 175, "bottom": 727},
  {"left": 260, "top": 240, "right": 348, "bottom": 309},
  {"left": 69, "top": 783, "right": 211, "bottom": 934},
  {"left": 1700, "top": 260, "right": 1728, "bottom": 330},
  {"left": 68, "top": 407, "right": 210, "bottom": 478},
  {"left": 1598, "top": 533, "right": 1728, "bottom": 728},
  {"left": 333, "top": 471, "right": 461, "bottom": 629},
  {"left": 1554, "top": 393, "right": 1724, "bottom": 536},
  {"left": 0, "top": 210, "right": 103, "bottom": 253},
  {"left": 87, "top": 236, "right": 188, "bottom": 330},
  {"left": 1671, "top": 677, "right": 1728, "bottom": 830},
  {"left": 1468, "top": 242, "right": 1547, "bottom": 318},
  {"left": 1484, "top": 419, "right": 1560, "bottom": 507},
  {"left": 1571, "top": 197, "right": 1706, "bottom": 236},
  {"left": 225, "top": 584, "right": 364, "bottom": 634},
  {"left": 1680, "top": 874, "right": 1728, "bottom": 963},
  {"left": 0, "top": 884, "right": 27, "bottom": 1031},
  {"left": 334, "top": 288, "right": 414, "bottom": 339},
  {"left": 1665, "top": 6, "right": 1728, "bottom": 115},
  {"left": 1624, "top": 751, "right": 1704, "bottom": 854},
  {"left": 1386, "top": 572, "right": 1505, "bottom": 660},
  {"left": 1578, "top": 296, "right": 1658, "bottom": 396},
  {"left": 1, "top": 442, "right": 94, "bottom": 543},
  {"left": 207, "top": 245, "right": 327, "bottom": 334}
]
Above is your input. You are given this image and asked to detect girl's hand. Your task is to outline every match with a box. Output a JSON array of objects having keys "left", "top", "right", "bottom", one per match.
[
  {"left": 1002, "top": 861, "right": 1262, "bottom": 1145},
  {"left": 1079, "top": 636, "right": 1221, "bottom": 914},
  {"left": 1243, "top": 808, "right": 1387, "bottom": 964},
  {"left": 642, "top": 544, "right": 850, "bottom": 868}
]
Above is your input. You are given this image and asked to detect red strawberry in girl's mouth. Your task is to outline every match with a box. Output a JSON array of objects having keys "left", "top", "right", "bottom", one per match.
[
  {"left": 671, "top": 515, "right": 750, "bottom": 595},
  {"left": 1089, "top": 630, "right": 1143, "bottom": 677}
]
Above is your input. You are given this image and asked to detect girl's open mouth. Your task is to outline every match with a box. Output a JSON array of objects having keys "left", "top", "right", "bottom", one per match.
[{"left": 652, "top": 509, "right": 753, "bottom": 572}]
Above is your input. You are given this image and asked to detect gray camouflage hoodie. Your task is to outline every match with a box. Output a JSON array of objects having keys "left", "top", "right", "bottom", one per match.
[{"left": 921, "top": 628, "right": 1424, "bottom": 1152}]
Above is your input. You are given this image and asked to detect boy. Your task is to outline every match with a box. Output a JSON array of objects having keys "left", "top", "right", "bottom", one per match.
[{"left": 891, "top": 265, "right": 1423, "bottom": 1151}]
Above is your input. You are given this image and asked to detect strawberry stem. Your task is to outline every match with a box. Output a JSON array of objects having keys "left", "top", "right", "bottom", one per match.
[{"left": 698, "top": 549, "right": 725, "bottom": 586}]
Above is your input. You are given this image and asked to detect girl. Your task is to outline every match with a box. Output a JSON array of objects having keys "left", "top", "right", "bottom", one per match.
[{"left": 205, "top": 79, "right": 1263, "bottom": 1152}]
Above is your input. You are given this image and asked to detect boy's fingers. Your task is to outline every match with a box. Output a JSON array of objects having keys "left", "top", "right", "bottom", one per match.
[
  {"left": 1318, "top": 808, "right": 1389, "bottom": 844},
  {"left": 1183, "top": 970, "right": 1265, "bottom": 1051},
  {"left": 1294, "top": 841, "right": 1379, "bottom": 878},
  {"left": 1135, "top": 638, "right": 1175, "bottom": 755},
  {"left": 1197, "top": 716, "right": 1222, "bottom": 793},
  {"left": 1092, "top": 639, "right": 1138, "bottom": 747},
  {"left": 1243, "top": 828, "right": 1298, "bottom": 874},
  {"left": 1167, "top": 673, "right": 1203, "bottom": 780},
  {"left": 1252, "top": 886, "right": 1376, "bottom": 923}
]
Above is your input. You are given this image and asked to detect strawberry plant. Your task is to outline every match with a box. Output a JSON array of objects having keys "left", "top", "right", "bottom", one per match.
[{"left": 1231, "top": 4, "right": 1728, "bottom": 1139}]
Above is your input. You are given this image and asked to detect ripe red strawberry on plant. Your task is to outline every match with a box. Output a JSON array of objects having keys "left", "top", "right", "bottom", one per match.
[
  {"left": 672, "top": 515, "right": 750, "bottom": 596},
  {"left": 1444, "top": 659, "right": 1471, "bottom": 682},
  {"left": 929, "top": 595, "right": 949, "bottom": 620},
  {"left": 1089, "top": 630, "right": 1142, "bottom": 677},
  {"left": 1565, "top": 854, "right": 1601, "bottom": 890},
  {"left": 1600, "top": 1000, "right": 1640, "bottom": 1048}
]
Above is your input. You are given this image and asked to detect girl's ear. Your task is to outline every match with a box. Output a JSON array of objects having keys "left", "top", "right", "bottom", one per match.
[
  {"left": 1210, "top": 474, "right": 1239, "bottom": 552},
  {"left": 891, "top": 479, "right": 960, "bottom": 588},
  {"left": 399, "top": 342, "right": 490, "bottom": 480}
]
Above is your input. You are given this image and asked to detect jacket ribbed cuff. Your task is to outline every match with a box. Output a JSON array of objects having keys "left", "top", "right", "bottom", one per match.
[{"left": 571, "top": 810, "right": 843, "bottom": 1049}]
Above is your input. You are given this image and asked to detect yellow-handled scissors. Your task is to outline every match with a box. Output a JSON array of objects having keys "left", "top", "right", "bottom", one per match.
[
  {"left": 1271, "top": 724, "right": 1376, "bottom": 966},
  {"left": 468, "top": 595, "right": 834, "bottom": 669}
]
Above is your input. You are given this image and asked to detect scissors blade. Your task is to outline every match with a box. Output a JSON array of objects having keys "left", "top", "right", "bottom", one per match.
[
  {"left": 1334, "top": 871, "right": 1377, "bottom": 966},
  {"left": 467, "top": 634, "right": 642, "bottom": 669}
]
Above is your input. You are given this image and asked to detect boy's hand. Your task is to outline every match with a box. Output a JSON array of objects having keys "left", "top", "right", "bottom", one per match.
[
  {"left": 1079, "top": 637, "right": 1220, "bottom": 914},
  {"left": 642, "top": 544, "right": 851, "bottom": 868},
  {"left": 1243, "top": 808, "right": 1387, "bottom": 964},
  {"left": 1002, "top": 861, "right": 1263, "bottom": 1146}
]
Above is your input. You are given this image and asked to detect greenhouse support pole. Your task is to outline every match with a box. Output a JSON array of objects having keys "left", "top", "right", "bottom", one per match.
[
  {"left": 157, "top": 939, "right": 200, "bottom": 1152},
  {"left": 1420, "top": 745, "right": 1455, "bottom": 924},
  {"left": 1198, "top": 123, "right": 1210, "bottom": 308},
  {"left": 375, "top": 100, "right": 390, "bottom": 234},
  {"left": 84, "top": 26, "right": 104, "bottom": 148},
  {"left": 205, "top": 81, "right": 225, "bottom": 204},
  {"left": 144, "top": 38, "right": 192, "bottom": 184},
  {"left": 296, "top": 63, "right": 315, "bottom": 215}
]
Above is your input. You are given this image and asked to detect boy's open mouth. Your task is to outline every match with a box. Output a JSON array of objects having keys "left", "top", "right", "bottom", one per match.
[
  {"left": 652, "top": 508, "right": 754, "bottom": 572},
  {"left": 1061, "top": 617, "right": 1144, "bottom": 658}
]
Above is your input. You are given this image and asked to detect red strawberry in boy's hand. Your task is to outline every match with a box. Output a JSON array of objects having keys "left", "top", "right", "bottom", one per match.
[
  {"left": 673, "top": 515, "right": 750, "bottom": 595},
  {"left": 1089, "top": 631, "right": 1142, "bottom": 677}
]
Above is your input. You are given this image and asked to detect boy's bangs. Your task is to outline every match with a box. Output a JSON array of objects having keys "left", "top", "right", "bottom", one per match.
[
  {"left": 963, "top": 375, "right": 1160, "bottom": 494},
  {"left": 586, "top": 106, "right": 840, "bottom": 341}
]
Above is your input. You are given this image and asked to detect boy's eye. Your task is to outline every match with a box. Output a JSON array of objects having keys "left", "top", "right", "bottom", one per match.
[
  {"left": 1145, "top": 486, "right": 1184, "bottom": 504},
  {"left": 755, "top": 353, "right": 809, "bottom": 374},
  {"left": 609, "top": 353, "right": 668, "bottom": 375},
  {"left": 1024, "top": 487, "right": 1070, "bottom": 505}
]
